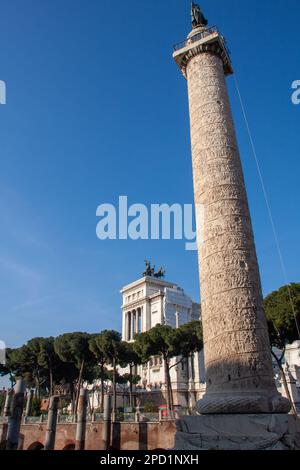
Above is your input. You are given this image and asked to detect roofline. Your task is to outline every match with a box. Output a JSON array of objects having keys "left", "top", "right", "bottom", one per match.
[{"left": 120, "top": 276, "right": 177, "bottom": 293}]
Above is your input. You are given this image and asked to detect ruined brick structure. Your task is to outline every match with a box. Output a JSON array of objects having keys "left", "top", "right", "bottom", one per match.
[{"left": 0, "top": 421, "right": 175, "bottom": 451}]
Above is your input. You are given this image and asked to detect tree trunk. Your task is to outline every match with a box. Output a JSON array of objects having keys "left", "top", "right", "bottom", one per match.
[
  {"left": 129, "top": 364, "right": 133, "bottom": 408},
  {"left": 112, "top": 358, "right": 117, "bottom": 418},
  {"left": 74, "top": 358, "right": 85, "bottom": 415},
  {"left": 166, "top": 359, "right": 173, "bottom": 415},
  {"left": 271, "top": 349, "right": 297, "bottom": 416},
  {"left": 70, "top": 381, "right": 75, "bottom": 414},
  {"left": 49, "top": 367, "right": 53, "bottom": 397},
  {"left": 97, "top": 390, "right": 101, "bottom": 413},
  {"left": 48, "top": 356, "right": 54, "bottom": 397},
  {"left": 169, "top": 374, "right": 174, "bottom": 411},
  {"left": 35, "top": 375, "right": 40, "bottom": 401},
  {"left": 100, "top": 363, "right": 105, "bottom": 413},
  {"left": 163, "top": 356, "right": 171, "bottom": 417}
]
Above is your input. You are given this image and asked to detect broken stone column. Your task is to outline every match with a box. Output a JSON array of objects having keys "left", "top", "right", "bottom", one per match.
[
  {"left": 44, "top": 395, "right": 59, "bottom": 450},
  {"left": 3, "top": 389, "right": 13, "bottom": 417},
  {"left": 75, "top": 388, "right": 88, "bottom": 450},
  {"left": 102, "top": 394, "right": 111, "bottom": 450},
  {"left": 173, "top": 16, "right": 289, "bottom": 417},
  {"left": 6, "top": 379, "right": 25, "bottom": 450},
  {"left": 1, "top": 389, "right": 13, "bottom": 446}
]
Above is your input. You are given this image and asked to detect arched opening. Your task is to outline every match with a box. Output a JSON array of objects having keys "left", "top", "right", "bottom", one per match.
[
  {"left": 62, "top": 443, "right": 75, "bottom": 450},
  {"left": 27, "top": 441, "right": 44, "bottom": 450}
]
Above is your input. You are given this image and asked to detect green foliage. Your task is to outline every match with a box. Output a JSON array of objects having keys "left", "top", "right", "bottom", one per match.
[
  {"left": 89, "top": 330, "right": 124, "bottom": 413},
  {"left": 8, "top": 342, "right": 46, "bottom": 390},
  {"left": 54, "top": 361, "right": 78, "bottom": 387},
  {"left": 89, "top": 333, "right": 108, "bottom": 367},
  {"left": 115, "top": 373, "right": 128, "bottom": 385},
  {"left": 2, "top": 338, "right": 78, "bottom": 395},
  {"left": 133, "top": 321, "right": 203, "bottom": 413},
  {"left": 132, "top": 374, "right": 141, "bottom": 385},
  {"left": 1, "top": 319, "right": 203, "bottom": 416},
  {"left": 37, "top": 337, "right": 57, "bottom": 373},
  {"left": 122, "top": 373, "right": 141, "bottom": 385},
  {"left": 264, "top": 283, "right": 300, "bottom": 349},
  {"left": 133, "top": 324, "right": 174, "bottom": 362},
  {"left": 143, "top": 402, "right": 158, "bottom": 413},
  {"left": 83, "top": 363, "right": 102, "bottom": 383},
  {"left": 171, "top": 320, "right": 203, "bottom": 358},
  {"left": 133, "top": 321, "right": 202, "bottom": 362},
  {"left": 54, "top": 332, "right": 96, "bottom": 412},
  {"left": 121, "top": 341, "right": 141, "bottom": 368},
  {"left": 31, "top": 397, "right": 41, "bottom": 417},
  {"left": 91, "top": 330, "right": 123, "bottom": 366},
  {"left": 54, "top": 332, "right": 93, "bottom": 370}
]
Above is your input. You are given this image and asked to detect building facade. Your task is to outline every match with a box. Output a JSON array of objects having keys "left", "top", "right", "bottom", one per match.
[{"left": 120, "top": 275, "right": 205, "bottom": 408}]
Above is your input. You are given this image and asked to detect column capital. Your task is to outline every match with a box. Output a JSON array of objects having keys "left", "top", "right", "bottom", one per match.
[{"left": 173, "top": 26, "right": 233, "bottom": 78}]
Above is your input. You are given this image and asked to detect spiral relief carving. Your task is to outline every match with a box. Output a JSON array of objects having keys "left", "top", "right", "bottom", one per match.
[{"left": 184, "top": 51, "right": 290, "bottom": 413}]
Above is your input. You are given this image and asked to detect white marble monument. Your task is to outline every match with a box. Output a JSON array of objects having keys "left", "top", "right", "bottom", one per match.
[{"left": 120, "top": 274, "right": 205, "bottom": 407}]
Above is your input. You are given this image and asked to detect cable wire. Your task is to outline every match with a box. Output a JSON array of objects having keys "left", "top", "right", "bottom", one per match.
[{"left": 233, "top": 75, "right": 300, "bottom": 340}]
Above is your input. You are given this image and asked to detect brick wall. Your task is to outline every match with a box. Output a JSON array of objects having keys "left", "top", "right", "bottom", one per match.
[{"left": 0, "top": 420, "right": 176, "bottom": 450}]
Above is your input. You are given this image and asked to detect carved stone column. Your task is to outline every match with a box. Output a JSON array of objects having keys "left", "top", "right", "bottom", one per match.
[
  {"left": 44, "top": 395, "right": 59, "bottom": 450},
  {"left": 173, "top": 26, "right": 290, "bottom": 414},
  {"left": 127, "top": 312, "right": 131, "bottom": 341},
  {"left": 135, "top": 309, "right": 139, "bottom": 335},
  {"left": 131, "top": 310, "right": 135, "bottom": 340},
  {"left": 175, "top": 306, "right": 179, "bottom": 329},
  {"left": 75, "top": 388, "right": 88, "bottom": 450}
]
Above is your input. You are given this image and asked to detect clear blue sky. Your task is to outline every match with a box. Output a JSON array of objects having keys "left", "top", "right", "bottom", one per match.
[{"left": 0, "top": 0, "right": 299, "bottom": 351}]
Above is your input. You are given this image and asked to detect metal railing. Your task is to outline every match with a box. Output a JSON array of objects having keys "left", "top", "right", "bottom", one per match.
[
  {"left": 58, "top": 414, "right": 76, "bottom": 424},
  {"left": 18, "top": 407, "right": 197, "bottom": 425},
  {"left": 20, "top": 412, "right": 168, "bottom": 424},
  {"left": 173, "top": 26, "right": 218, "bottom": 51},
  {"left": 91, "top": 412, "right": 104, "bottom": 423},
  {"left": 173, "top": 26, "right": 231, "bottom": 60}
]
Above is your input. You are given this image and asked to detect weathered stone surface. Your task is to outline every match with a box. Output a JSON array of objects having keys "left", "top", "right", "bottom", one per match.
[
  {"left": 175, "top": 414, "right": 300, "bottom": 450},
  {"left": 175, "top": 34, "right": 290, "bottom": 413}
]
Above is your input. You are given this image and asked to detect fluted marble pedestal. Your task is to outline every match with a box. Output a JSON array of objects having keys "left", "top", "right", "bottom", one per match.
[{"left": 174, "top": 414, "right": 300, "bottom": 450}]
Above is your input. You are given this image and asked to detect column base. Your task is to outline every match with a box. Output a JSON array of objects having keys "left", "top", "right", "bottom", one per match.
[
  {"left": 197, "top": 391, "right": 291, "bottom": 414},
  {"left": 174, "top": 413, "right": 300, "bottom": 450}
]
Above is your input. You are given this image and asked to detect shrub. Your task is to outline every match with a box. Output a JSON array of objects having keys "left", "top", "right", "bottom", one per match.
[
  {"left": 31, "top": 397, "right": 42, "bottom": 416},
  {"left": 143, "top": 402, "right": 158, "bottom": 413}
]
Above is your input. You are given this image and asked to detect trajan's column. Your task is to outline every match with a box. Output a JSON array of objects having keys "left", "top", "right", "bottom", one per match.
[{"left": 173, "top": 4, "right": 292, "bottom": 440}]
